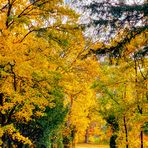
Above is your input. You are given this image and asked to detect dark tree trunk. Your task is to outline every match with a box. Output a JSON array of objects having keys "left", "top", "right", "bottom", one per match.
[
  {"left": 107, "top": 114, "right": 119, "bottom": 148},
  {"left": 110, "top": 134, "right": 117, "bottom": 148},
  {"left": 71, "top": 127, "right": 76, "bottom": 148},
  {"left": 138, "top": 106, "right": 143, "bottom": 148},
  {"left": 140, "top": 130, "right": 143, "bottom": 148},
  {"left": 123, "top": 116, "right": 128, "bottom": 148},
  {"left": 0, "top": 93, "right": 6, "bottom": 126}
]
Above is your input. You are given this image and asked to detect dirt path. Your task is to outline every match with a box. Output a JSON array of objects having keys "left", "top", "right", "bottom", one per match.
[{"left": 76, "top": 144, "right": 109, "bottom": 148}]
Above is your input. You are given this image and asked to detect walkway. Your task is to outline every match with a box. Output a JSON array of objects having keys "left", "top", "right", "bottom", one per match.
[{"left": 76, "top": 144, "right": 109, "bottom": 148}]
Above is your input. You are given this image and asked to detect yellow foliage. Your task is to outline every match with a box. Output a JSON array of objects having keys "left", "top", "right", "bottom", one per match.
[{"left": 0, "top": 0, "right": 86, "bottom": 146}]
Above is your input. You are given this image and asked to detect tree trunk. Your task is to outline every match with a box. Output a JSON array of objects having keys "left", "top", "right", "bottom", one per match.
[
  {"left": 140, "top": 130, "right": 143, "bottom": 148},
  {"left": 85, "top": 128, "right": 89, "bottom": 144},
  {"left": 138, "top": 106, "right": 143, "bottom": 148},
  {"left": 123, "top": 116, "right": 128, "bottom": 148},
  {"left": 110, "top": 134, "right": 117, "bottom": 148},
  {"left": 71, "top": 126, "right": 76, "bottom": 148}
]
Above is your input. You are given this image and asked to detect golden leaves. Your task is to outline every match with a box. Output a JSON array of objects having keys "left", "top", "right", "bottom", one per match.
[
  {"left": 0, "top": 0, "right": 102, "bottom": 146},
  {"left": 3, "top": 124, "right": 32, "bottom": 145}
]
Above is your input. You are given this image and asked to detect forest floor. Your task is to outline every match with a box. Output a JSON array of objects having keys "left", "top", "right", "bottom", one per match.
[{"left": 76, "top": 144, "right": 109, "bottom": 148}]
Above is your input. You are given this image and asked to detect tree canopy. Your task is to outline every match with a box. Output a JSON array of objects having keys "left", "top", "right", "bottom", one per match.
[{"left": 0, "top": 0, "right": 147, "bottom": 148}]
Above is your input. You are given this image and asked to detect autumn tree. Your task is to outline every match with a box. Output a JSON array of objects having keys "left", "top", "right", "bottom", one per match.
[
  {"left": 70, "top": 1, "right": 148, "bottom": 147},
  {"left": 92, "top": 55, "right": 147, "bottom": 147},
  {"left": 0, "top": 0, "right": 84, "bottom": 147},
  {"left": 91, "top": 27, "right": 147, "bottom": 147}
]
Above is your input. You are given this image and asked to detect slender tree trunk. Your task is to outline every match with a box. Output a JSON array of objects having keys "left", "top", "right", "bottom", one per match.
[
  {"left": 138, "top": 106, "right": 143, "bottom": 148},
  {"left": 71, "top": 127, "right": 76, "bottom": 148},
  {"left": 140, "top": 130, "right": 143, "bottom": 148},
  {"left": 0, "top": 93, "right": 6, "bottom": 126},
  {"left": 85, "top": 128, "right": 89, "bottom": 143},
  {"left": 122, "top": 85, "right": 129, "bottom": 148},
  {"left": 123, "top": 116, "right": 128, "bottom": 148}
]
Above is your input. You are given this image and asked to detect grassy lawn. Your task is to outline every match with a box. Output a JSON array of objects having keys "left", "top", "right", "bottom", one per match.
[{"left": 76, "top": 144, "right": 109, "bottom": 148}]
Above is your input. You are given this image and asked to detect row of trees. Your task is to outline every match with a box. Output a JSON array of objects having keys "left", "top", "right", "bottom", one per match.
[
  {"left": 71, "top": 0, "right": 148, "bottom": 147},
  {"left": 0, "top": 0, "right": 100, "bottom": 147},
  {"left": 0, "top": 0, "right": 147, "bottom": 147},
  {"left": 0, "top": 0, "right": 67, "bottom": 147}
]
